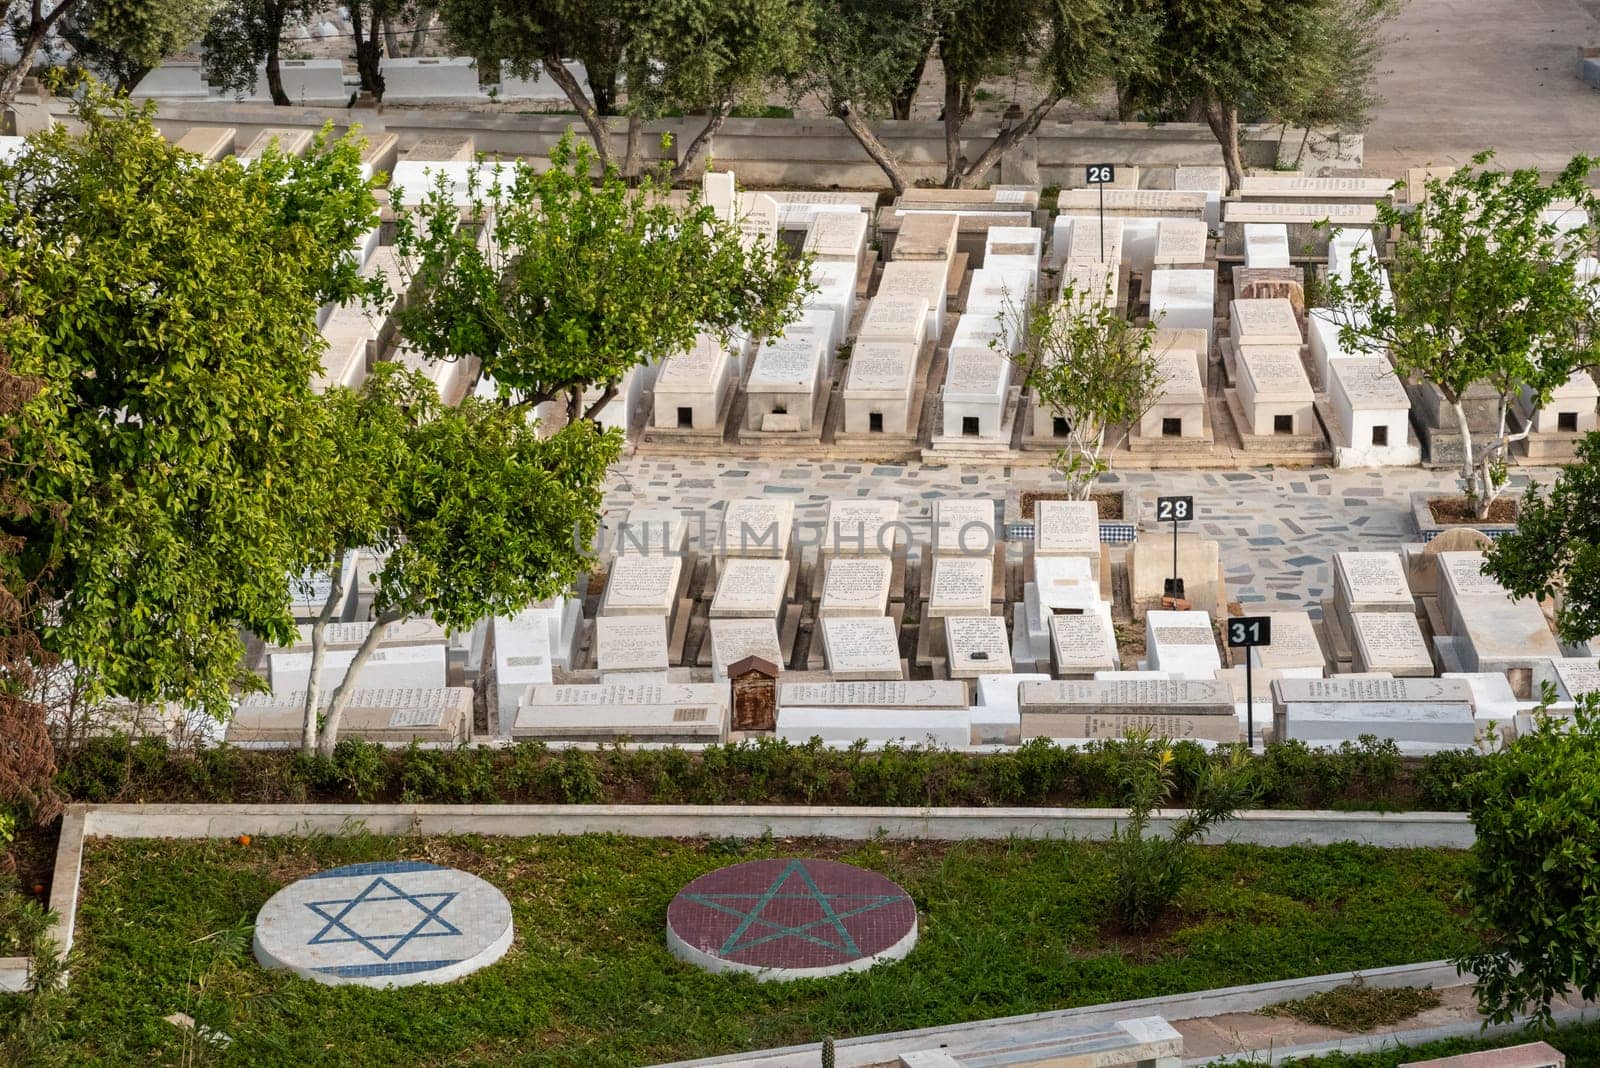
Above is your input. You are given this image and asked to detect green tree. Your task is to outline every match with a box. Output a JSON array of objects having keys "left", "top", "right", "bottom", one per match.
[
  {"left": 630, "top": 0, "right": 812, "bottom": 182},
  {"left": 309, "top": 366, "right": 618, "bottom": 757},
  {"left": 1011, "top": 280, "right": 1167, "bottom": 500},
  {"left": 392, "top": 136, "right": 811, "bottom": 423},
  {"left": 1108, "top": 735, "right": 1256, "bottom": 931},
  {"left": 60, "top": 0, "right": 220, "bottom": 93},
  {"left": 1457, "top": 695, "right": 1600, "bottom": 1026},
  {"left": 348, "top": 0, "right": 420, "bottom": 98},
  {"left": 1325, "top": 154, "right": 1600, "bottom": 520},
  {"left": 201, "top": 0, "right": 322, "bottom": 105},
  {"left": 0, "top": 88, "right": 380, "bottom": 717},
  {"left": 789, "top": 0, "right": 939, "bottom": 194},
  {"left": 435, "top": 0, "right": 638, "bottom": 172},
  {"left": 0, "top": 0, "right": 83, "bottom": 105},
  {"left": 1128, "top": 0, "right": 1398, "bottom": 192},
  {"left": 944, "top": 0, "right": 1152, "bottom": 188},
  {"left": 1482, "top": 432, "right": 1600, "bottom": 644}
]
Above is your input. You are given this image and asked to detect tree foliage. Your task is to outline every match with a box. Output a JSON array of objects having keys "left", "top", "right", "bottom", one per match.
[
  {"left": 1483, "top": 432, "right": 1600, "bottom": 643},
  {"left": 1125, "top": 0, "right": 1398, "bottom": 191},
  {"left": 1325, "top": 153, "right": 1600, "bottom": 519},
  {"left": 1012, "top": 281, "right": 1166, "bottom": 500},
  {"left": 0, "top": 87, "right": 380, "bottom": 717},
  {"left": 392, "top": 136, "right": 811, "bottom": 422},
  {"left": 201, "top": 0, "right": 322, "bottom": 105},
  {"left": 60, "top": 0, "right": 220, "bottom": 92},
  {"left": 1458, "top": 696, "right": 1600, "bottom": 1027},
  {"left": 308, "top": 365, "right": 619, "bottom": 756}
]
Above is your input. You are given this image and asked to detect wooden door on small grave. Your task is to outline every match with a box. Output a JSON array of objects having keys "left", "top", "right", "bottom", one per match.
[{"left": 728, "top": 656, "right": 779, "bottom": 732}]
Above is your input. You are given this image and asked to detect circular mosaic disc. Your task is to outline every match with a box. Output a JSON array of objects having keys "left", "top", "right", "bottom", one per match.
[
  {"left": 253, "top": 861, "right": 513, "bottom": 988},
  {"left": 666, "top": 858, "right": 918, "bottom": 980}
]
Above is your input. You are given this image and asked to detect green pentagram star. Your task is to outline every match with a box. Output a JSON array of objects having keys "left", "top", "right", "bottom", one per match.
[{"left": 683, "top": 859, "right": 905, "bottom": 957}]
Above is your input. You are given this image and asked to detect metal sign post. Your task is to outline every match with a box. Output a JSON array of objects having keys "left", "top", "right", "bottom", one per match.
[
  {"left": 1154, "top": 495, "right": 1193, "bottom": 601},
  {"left": 1085, "top": 163, "right": 1115, "bottom": 263},
  {"left": 1227, "top": 616, "right": 1273, "bottom": 749}
]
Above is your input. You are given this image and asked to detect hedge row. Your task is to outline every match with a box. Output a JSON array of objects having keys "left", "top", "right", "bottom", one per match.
[{"left": 53, "top": 734, "right": 1490, "bottom": 811}]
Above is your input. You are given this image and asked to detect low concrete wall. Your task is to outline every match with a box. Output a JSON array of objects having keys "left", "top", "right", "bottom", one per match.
[
  {"left": 40, "top": 98, "right": 1359, "bottom": 188},
  {"left": 77, "top": 803, "right": 1474, "bottom": 849}
]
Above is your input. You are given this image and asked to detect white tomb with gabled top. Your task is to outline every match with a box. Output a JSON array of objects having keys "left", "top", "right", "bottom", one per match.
[
  {"left": 1154, "top": 218, "right": 1208, "bottom": 266},
  {"left": 1149, "top": 270, "right": 1217, "bottom": 348},
  {"left": 807, "top": 261, "right": 858, "bottom": 353},
  {"left": 1145, "top": 609, "right": 1221, "bottom": 678},
  {"left": 1174, "top": 166, "right": 1227, "bottom": 229},
  {"left": 804, "top": 210, "right": 868, "bottom": 262},
  {"left": 931, "top": 498, "right": 998, "bottom": 557},
  {"left": 594, "top": 615, "right": 670, "bottom": 674},
  {"left": 745, "top": 330, "right": 828, "bottom": 432},
  {"left": 842, "top": 341, "right": 919, "bottom": 435},
  {"left": 1059, "top": 263, "right": 1119, "bottom": 313},
  {"left": 1033, "top": 555, "right": 1100, "bottom": 615},
  {"left": 857, "top": 297, "right": 929, "bottom": 351},
  {"left": 876, "top": 260, "right": 949, "bottom": 341},
  {"left": 1307, "top": 307, "right": 1379, "bottom": 387},
  {"left": 1140, "top": 346, "right": 1207, "bottom": 441},
  {"left": 708, "top": 617, "right": 784, "bottom": 681},
  {"left": 710, "top": 558, "right": 791, "bottom": 620},
  {"left": 928, "top": 556, "right": 993, "bottom": 618},
  {"left": 966, "top": 266, "right": 1036, "bottom": 315},
  {"left": 1230, "top": 298, "right": 1303, "bottom": 349},
  {"left": 653, "top": 334, "right": 734, "bottom": 432},
  {"left": 941, "top": 349, "right": 1011, "bottom": 440},
  {"left": 1328, "top": 356, "right": 1420, "bottom": 465},
  {"left": 719, "top": 498, "right": 794, "bottom": 558},
  {"left": 1521, "top": 368, "right": 1598, "bottom": 435},
  {"left": 1243, "top": 224, "right": 1292, "bottom": 268},
  {"left": 985, "top": 225, "right": 1043, "bottom": 261},
  {"left": 1328, "top": 227, "right": 1377, "bottom": 282},
  {"left": 1236, "top": 345, "right": 1315, "bottom": 436},
  {"left": 945, "top": 616, "right": 1013, "bottom": 678},
  {"left": 601, "top": 555, "right": 683, "bottom": 617},
  {"left": 823, "top": 499, "right": 901, "bottom": 556},
  {"left": 819, "top": 616, "right": 903, "bottom": 681},
  {"left": 950, "top": 311, "right": 1020, "bottom": 356},
  {"left": 1064, "top": 217, "right": 1124, "bottom": 266}
]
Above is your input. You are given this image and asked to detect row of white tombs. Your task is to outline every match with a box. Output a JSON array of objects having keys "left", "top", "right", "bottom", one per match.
[
  {"left": 88, "top": 493, "right": 1598, "bottom": 756},
  {"left": 306, "top": 153, "right": 1600, "bottom": 466}
]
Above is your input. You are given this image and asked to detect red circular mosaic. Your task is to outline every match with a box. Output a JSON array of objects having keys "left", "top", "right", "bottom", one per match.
[{"left": 666, "top": 858, "right": 918, "bottom": 979}]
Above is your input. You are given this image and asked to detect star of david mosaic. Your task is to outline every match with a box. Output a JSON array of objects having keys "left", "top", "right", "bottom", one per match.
[
  {"left": 666, "top": 857, "right": 919, "bottom": 976},
  {"left": 683, "top": 858, "right": 902, "bottom": 956},
  {"left": 304, "top": 876, "right": 463, "bottom": 961}
]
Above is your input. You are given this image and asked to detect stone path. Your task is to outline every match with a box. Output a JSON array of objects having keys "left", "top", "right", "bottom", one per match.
[{"left": 605, "top": 459, "right": 1556, "bottom": 617}]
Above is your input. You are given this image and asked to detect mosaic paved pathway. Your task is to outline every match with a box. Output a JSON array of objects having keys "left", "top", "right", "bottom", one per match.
[{"left": 604, "top": 459, "right": 1557, "bottom": 616}]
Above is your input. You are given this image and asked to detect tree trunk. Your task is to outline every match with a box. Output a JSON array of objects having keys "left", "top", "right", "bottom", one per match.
[
  {"left": 581, "top": 382, "right": 618, "bottom": 423},
  {"left": 1447, "top": 395, "right": 1489, "bottom": 517},
  {"left": 264, "top": 1, "right": 291, "bottom": 107},
  {"left": 670, "top": 102, "right": 732, "bottom": 184},
  {"left": 836, "top": 101, "right": 908, "bottom": 195},
  {"left": 409, "top": 9, "right": 431, "bottom": 54},
  {"left": 316, "top": 609, "right": 400, "bottom": 758},
  {"left": 954, "top": 91, "right": 1060, "bottom": 190},
  {"left": 543, "top": 55, "right": 613, "bottom": 169},
  {"left": 301, "top": 564, "right": 348, "bottom": 754},
  {"left": 383, "top": 14, "right": 402, "bottom": 59},
  {"left": 1201, "top": 93, "right": 1244, "bottom": 193},
  {"left": 941, "top": 73, "right": 964, "bottom": 187},
  {"left": 0, "top": 1, "right": 79, "bottom": 107},
  {"left": 621, "top": 113, "right": 643, "bottom": 181},
  {"left": 891, "top": 51, "right": 927, "bottom": 121},
  {"left": 352, "top": 3, "right": 385, "bottom": 98}
]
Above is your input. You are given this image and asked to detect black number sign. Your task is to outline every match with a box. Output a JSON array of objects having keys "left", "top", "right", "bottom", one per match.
[
  {"left": 1228, "top": 616, "right": 1273, "bottom": 648},
  {"left": 1155, "top": 495, "right": 1193, "bottom": 523},
  {"left": 1085, "top": 163, "right": 1116, "bottom": 185}
]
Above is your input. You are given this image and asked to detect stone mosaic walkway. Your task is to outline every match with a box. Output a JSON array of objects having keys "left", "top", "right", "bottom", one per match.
[{"left": 604, "top": 460, "right": 1557, "bottom": 617}]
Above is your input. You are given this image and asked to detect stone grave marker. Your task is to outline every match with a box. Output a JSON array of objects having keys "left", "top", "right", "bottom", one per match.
[
  {"left": 1349, "top": 612, "right": 1434, "bottom": 676},
  {"left": 1048, "top": 612, "right": 1119, "bottom": 676},
  {"left": 820, "top": 616, "right": 903, "bottom": 680},
  {"left": 929, "top": 556, "right": 993, "bottom": 618},
  {"left": 600, "top": 555, "right": 682, "bottom": 616},
  {"left": 819, "top": 556, "right": 894, "bottom": 617},
  {"left": 710, "top": 558, "right": 790, "bottom": 619},
  {"left": 594, "top": 615, "right": 670, "bottom": 674},
  {"left": 945, "top": 616, "right": 1013, "bottom": 678}
]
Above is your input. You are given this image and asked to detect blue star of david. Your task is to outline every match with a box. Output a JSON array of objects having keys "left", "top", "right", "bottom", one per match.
[
  {"left": 304, "top": 876, "right": 462, "bottom": 961},
  {"left": 685, "top": 859, "right": 903, "bottom": 956}
]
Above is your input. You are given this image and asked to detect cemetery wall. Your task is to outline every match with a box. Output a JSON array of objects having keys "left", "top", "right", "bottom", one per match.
[{"left": 79, "top": 100, "right": 1357, "bottom": 187}]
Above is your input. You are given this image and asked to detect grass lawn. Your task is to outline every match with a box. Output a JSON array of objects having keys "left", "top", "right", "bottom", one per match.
[{"left": 40, "top": 834, "right": 1476, "bottom": 1067}]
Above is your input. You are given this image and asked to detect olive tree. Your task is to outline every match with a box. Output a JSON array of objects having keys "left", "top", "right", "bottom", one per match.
[
  {"left": 1457, "top": 694, "right": 1600, "bottom": 1026},
  {"left": 0, "top": 0, "right": 82, "bottom": 105},
  {"left": 1482, "top": 432, "right": 1600, "bottom": 644},
  {"left": 393, "top": 136, "right": 811, "bottom": 423},
  {"left": 1011, "top": 280, "right": 1167, "bottom": 500},
  {"left": 1325, "top": 154, "right": 1600, "bottom": 520}
]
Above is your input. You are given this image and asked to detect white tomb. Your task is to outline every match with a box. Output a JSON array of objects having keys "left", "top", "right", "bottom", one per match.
[
  {"left": 594, "top": 615, "right": 670, "bottom": 674},
  {"left": 1521, "top": 368, "right": 1599, "bottom": 435},
  {"left": 941, "top": 349, "right": 1011, "bottom": 440},
  {"left": 612, "top": 507, "right": 689, "bottom": 557},
  {"left": 931, "top": 499, "right": 998, "bottom": 556},
  {"left": 1145, "top": 610, "right": 1221, "bottom": 678},
  {"left": 1348, "top": 612, "right": 1434, "bottom": 676},
  {"left": 708, "top": 618, "right": 784, "bottom": 681},
  {"left": 1328, "top": 357, "right": 1420, "bottom": 465},
  {"left": 857, "top": 297, "right": 929, "bottom": 351},
  {"left": 1140, "top": 347, "right": 1207, "bottom": 440},
  {"left": 600, "top": 555, "right": 682, "bottom": 616},
  {"left": 843, "top": 342, "right": 919, "bottom": 435},
  {"left": 653, "top": 335, "right": 735, "bottom": 432},
  {"left": 775, "top": 706, "right": 967, "bottom": 748},
  {"left": 929, "top": 556, "right": 993, "bottom": 618},
  {"left": 745, "top": 330, "right": 828, "bottom": 432},
  {"left": 945, "top": 616, "right": 1014, "bottom": 678},
  {"left": 1237, "top": 345, "right": 1315, "bottom": 436},
  {"left": 819, "top": 556, "right": 894, "bottom": 617},
  {"left": 1174, "top": 166, "right": 1227, "bottom": 229},
  {"left": 823, "top": 499, "right": 902, "bottom": 556},
  {"left": 243, "top": 59, "right": 346, "bottom": 106},
  {"left": 1153, "top": 218, "right": 1208, "bottom": 267},
  {"left": 1230, "top": 298, "right": 1303, "bottom": 349},
  {"left": 1148, "top": 270, "right": 1217, "bottom": 348},
  {"left": 710, "top": 558, "right": 791, "bottom": 619},
  {"left": 804, "top": 211, "right": 869, "bottom": 262},
  {"left": 1032, "top": 555, "right": 1101, "bottom": 615},
  {"left": 972, "top": 673, "right": 1051, "bottom": 746},
  {"left": 950, "top": 310, "right": 1020, "bottom": 356},
  {"left": 1243, "top": 224, "right": 1292, "bottom": 268},
  {"left": 383, "top": 57, "right": 484, "bottom": 102},
  {"left": 1049, "top": 611, "right": 1119, "bottom": 677},
  {"left": 876, "top": 260, "right": 948, "bottom": 342},
  {"left": 819, "top": 616, "right": 903, "bottom": 680},
  {"left": 719, "top": 498, "right": 794, "bottom": 558}
]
